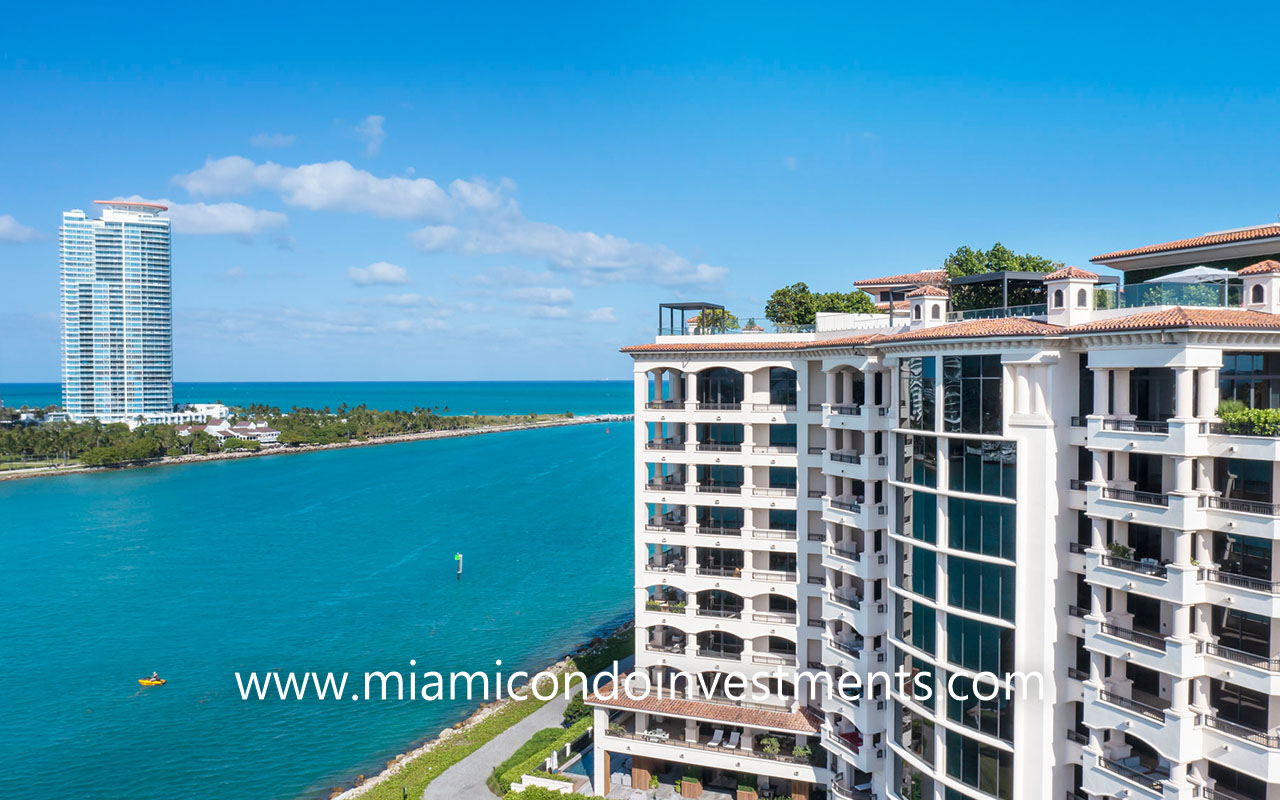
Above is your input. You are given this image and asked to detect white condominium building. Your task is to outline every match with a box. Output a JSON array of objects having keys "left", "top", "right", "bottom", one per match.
[
  {"left": 60, "top": 200, "right": 173, "bottom": 422},
  {"left": 588, "top": 223, "right": 1280, "bottom": 800}
]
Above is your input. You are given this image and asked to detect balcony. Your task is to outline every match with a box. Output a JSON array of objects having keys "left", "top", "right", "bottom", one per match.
[
  {"left": 696, "top": 566, "right": 742, "bottom": 578},
  {"left": 695, "top": 442, "right": 742, "bottom": 453},
  {"left": 645, "top": 480, "right": 687, "bottom": 492},
  {"left": 746, "top": 402, "right": 798, "bottom": 412},
  {"left": 1099, "top": 689, "right": 1168, "bottom": 722},
  {"left": 696, "top": 525, "right": 742, "bottom": 537},
  {"left": 1102, "top": 418, "right": 1170, "bottom": 434},
  {"left": 645, "top": 561, "right": 687, "bottom": 574},
  {"left": 750, "top": 528, "right": 796, "bottom": 541},
  {"left": 1201, "top": 495, "right": 1280, "bottom": 516},
  {"left": 751, "top": 652, "right": 798, "bottom": 666},
  {"left": 1202, "top": 642, "right": 1280, "bottom": 673},
  {"left": 1101, "top": 486, "right": 1169, "bottom": 507},
  {"left": 696, "top": 484, "right": 743, "bottom": 495},
  {"left": 696, "top": 647, "right": 743, "bottom": 661},
  {"left": 1199, "top": 714, "right": 1280, "bottom": 749},
  {"left": 752, "top": 487, "right": 798, "bottom": 497},
  {"left": 1099, "top": 553, "right": 1168, "bottom": 579},
  {"left": 829, "top": 451, "right": 861, "bottom": 464},
  {"left": 644, "top": 600, "right": 687, "bottom": 614},
  {"left": 601, "top": 718, "right": 819, "bottom": 768},
  {"left": 751, "top": 611, "right": 797, "bottom": 624},
  {"left": 1098, "top": 622, "right": 1166, "bottom": 651},
  {"left": 750, "top": 569, "right": 796, "bottom": 583},
  {"left": 645, "top": 438, "right": 686, "bottom": 451},
  {"left": 643, "top": 400, "right": 683, "bottom": 410},
  {"left": 1200, "top": 568, "right": 1280, "bottom": 595},
  {"left": 830, "top": 405, "right": 861, "bottom": 416},
  {"left": 946, "top": 302, "right": 1047, "bottom": 322},
  {"left": 751, "top": 445, "right": 798, "bottom": 454},
  {"left": 1095, "top": 755, "right": 1165, "bottom": 794}
]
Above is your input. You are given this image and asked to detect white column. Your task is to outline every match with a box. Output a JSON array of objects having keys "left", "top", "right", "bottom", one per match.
[
  {"left": 825, "top": 370, "right": 837, "bottom": 407},
  {"left": 1198, "top": 367, "right": 1220, "bottom": 419},
  {"left": 1114, "top": 368, "right": 1132, "bottom": 418},
  {"left": 1174, "top": 367, "right": 1195, "bottom": 420},
  {"left": 1092, "top": 367, "right": 1110, "bottom": 416},
  {"left": 1173, "top": 456, "right": 1194, "bottom": 494},
  {"left": 1014, "top": 366, "right": 1030, "bottom": 414}
]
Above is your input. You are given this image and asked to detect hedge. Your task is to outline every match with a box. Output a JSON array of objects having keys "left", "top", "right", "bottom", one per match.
[
  {"left": 497, "top": 716, "right": 592, "bottom": 793},
  {"left": 486, "top": 727, "right": 565, "bottom": 795}
]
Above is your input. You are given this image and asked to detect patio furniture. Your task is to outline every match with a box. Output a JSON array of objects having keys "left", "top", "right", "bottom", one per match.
[
  {"left": 725, "top": 731, "right": 740, "bottom": 749},
  {"left": 708, "top": 729, "right": 724, "bottom": 747}
]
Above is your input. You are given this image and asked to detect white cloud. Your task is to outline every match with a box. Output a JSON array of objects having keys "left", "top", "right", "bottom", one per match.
[
  {"left": 411, "top": 219, "right": 728, "bottom": 286},
  {"left": 221, "top": 266, "right": 246, "bottom": 281},
  {"left": 348, "top": 261, "right": 410, "bottom": 286},
  {"left": 507, "top": 287, "right": 574, "bottom": 305},
  {"left": 250, "top": 132, "right": 296, "bottom": 148},
  {"left": 0, "top": 214, "right": 43, "bottom": 243},
  {"left": 587, "top": 306, "right": 617, "bottom": 323},
  {"left": 783, "top": 155, "right": 798, "bottom": 170},
  {"left": 355, "top": 115, "right": 386, "bottom": 156},
  {"left": 114, "top": 195, "right": 287, "bottom": 237},
  {"left": 526, "top": 305, "right": 571, "bottom": 319},
  {"left": 173, "top": 157, "right": 728, "bottom": 286},
  {"left": 350, "top": 292, "right": 428, "bottom": 307}
]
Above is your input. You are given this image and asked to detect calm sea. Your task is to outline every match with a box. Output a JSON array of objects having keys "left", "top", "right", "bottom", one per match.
[
  {"left": 0, "top": 380, "right": 633, "bottom": 417},
  {"left": 0, "top": 383, "right": 635, "bottom": 800}
]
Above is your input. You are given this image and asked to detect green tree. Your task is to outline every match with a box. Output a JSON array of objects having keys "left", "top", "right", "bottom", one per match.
[
  {"left": 942, "top": 242, "right": 1063, "bottom": 310},
  {"left": 766, "top": 282, "right": 878, "bottom": 326},
  {"left": 561, "top": 694, "right": 589, "bottom": 726},
  {"left": 695, "top": 308, "right": 739, "bottom": 331}
]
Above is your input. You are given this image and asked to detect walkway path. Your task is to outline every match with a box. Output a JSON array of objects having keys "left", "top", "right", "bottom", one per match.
[{"left": 423, "top": 655, "right": 633, "bottom": 800}]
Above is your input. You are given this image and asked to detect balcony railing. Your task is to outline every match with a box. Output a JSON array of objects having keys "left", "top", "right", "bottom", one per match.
[
  {"left": 697, "top": 484, "right": 742, "bottom": 494},
  {"left": 644, "top": 400, "right": 683, "bottom": 409},
  {"left": 751, "top": 611, "right": 797, "bottom": 624},
  {"left": 696, "top": 566, "right": 741, "bottom": 578},
  {"left": 646, "top": 521, "right": 687, "bottom": 532},
  {"left": 946, "top": 303, "right": 1047, "bottom": 322},
  {"left": 1068, "top": 605, "right": 1088, "bottom": 618},
  {"left": 602, "top": 726, "right": 815, "bottom": 765},
  {"left": 696, "top": 647, "right": 743, "bottom": 661},
  {"left": 1100, "top": 554, "right": 1168, "bottom": 578},
  {"left": 807, "top": 489, "right": 826, "bottom": 498},
  {"left": 752, "top": 445, "right": 798, "bottom": 454},
  {"left": 1099, "top": 690, "right": 1167, "bottom": 722},
  {"left": 646, "top": 642, "right": 687, "bottom": 654},
  {"left": 696, "top": 442, "right": 742, "bottom": 452},
  {"left": 1200, "top": 568, "right": 1280, "bottom": 594},
  {"left": 1101, "top": 418, "right": 1170, "bottom": 434},
  {"left": 830, "top": 405, "right": 861, "bottom": 416},
  {"left": 1069, "top": 479, "right": 1087, "bottom": 490},
  {"left": 693, "top": 402, "right": 741, "bottom": 411},
  {"left": 752, "top": 569, "right": 797, "bottom": 583},
  {"left": 1203, "top": 642, "right": 1280, "bottom": 672},
  {"left": 696, "top": 525, "right": 742, "bottom": 537},
  {"left": 828, "top": 545, "right": 861, "bottom": 562},
  {"left": 1068, "top": 542, "right": 1088, "bottom": 554},
  {"left": 1204, "top": 418, "right": 1280, "bottom": 438},
  {"left": 752, "top": 487, "right": 798, "bottom": 497},
  {"left": 751, "top": 528, "right": 797, "bottom": 540},
  {"left": 1097, "top": 755, "right": 1164, "bottom": 792},
  {"left": 1200, "top": 495, "right": 1280, "bottom": 516},
  {"left": 1066, "top": 729, "right": 1088, "bottom": 744},
  {"left": 807, "top": 445, "right": 826, "bottom": 454},
  {"left": 752, "top": 652, "right": 798, "bottom": 666},
  {"left": 830, "top": 498, "right": 861, "bottom": 512},
  {"left": 1199, "top": 714, "right": 1280, "bottom": 749},
  {"left": 696, "top": 607, "right": 743, "bottom": 619},
  {"left": 645, "top": 481, "right": 686, "bottom": 492},
  {"left": 808, "top": 403, "right": 823, "bottom": 412},
  {"left": 646, "top": 439, "right": 686, "bottom": 451},
  {"left": 829, "top": 451, "right": 861, "bottom": 464},
  {"left": 1067, "top": 667, "right": 1088, "bottom": 681},
  {"left": 747, "top": 402, "right": 798, "bottom": 412},
  {"left": 829, "top": 592, "right": 862, "bottom": 611},
  {"left": 1070, "top": 416, "right": 1087, "bottom": 427},
  {"left": 1101, "top": 486, "right": 1169, "bottom": 507},
  {"left": 644, "top": 601, "right": 686, "bottom": 614},
  {"left": 1098, "top": 622, "right": 1166, "bottom": 651},
  {"left": 646, "top": 562, "right": 686, "bottom": 573}
]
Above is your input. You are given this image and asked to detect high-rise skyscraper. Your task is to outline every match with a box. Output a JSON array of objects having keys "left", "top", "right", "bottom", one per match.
[{"left": 60, "top": 200, "right": 173, "bottom": 422}]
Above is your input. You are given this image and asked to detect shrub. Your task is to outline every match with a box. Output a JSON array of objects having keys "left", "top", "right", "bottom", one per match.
[
  {"left": 504, "top": 787, "right": 597, "bottom": 800},
  {"left": 1217, "top": 404, "right": 1280, "bottom": 437},
  {"left": 1107, "top": 541, "right": 1134, "bottom": 561},
  {"left": 562, "top": 694, "right": 589, "bottom": 726},
  {"left": 792, "top": 744, "right": 812, "bottom": 761},
  {"left": 496, "top": 717, "right": 592, "bottom": 793},
  {"left": 487, "top": 728, "right": 564, "bottom": 795},
  {"left": 759, "top": 736, "right": 780, "bottom": 756}
]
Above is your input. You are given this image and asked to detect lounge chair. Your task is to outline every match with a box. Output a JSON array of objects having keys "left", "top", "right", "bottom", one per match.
[
  {"left": 725, "top": 731, "right": 740, "bottom": 749},
  {"left": 708, "top": 729, "right": 724, "bottom": 747}
]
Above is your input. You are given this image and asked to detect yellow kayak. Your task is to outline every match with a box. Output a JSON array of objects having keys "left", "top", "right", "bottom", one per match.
[{"left": 138, "top": 678, "right": 166, "bottom": 686}]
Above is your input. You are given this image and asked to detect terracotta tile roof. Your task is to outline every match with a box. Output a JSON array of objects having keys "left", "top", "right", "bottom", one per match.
[
  {"left": 1239, "top": 259, "right": 1280, "bottom": 276},
  {"left": 1092, "top": 225, "right": 1280, "bottom": 262},
  {"left": 852, "top": 269, "right": 947, "bottom": 288},
  {"left": 1044, "top": 266, "right": 1098, "bottom": 281},
  {"left": 584, "top": 684, "right": 822, "bottom": 734},
  {"left": 1064, "top": 307, "right": 1280, "bottom": 334},
  {"left": 620, "top": 334, "right": 878, "bottom": 354},
  {"left": 874, "top": 316, "right": 1061, "bottom": 343},
  {"left": 905, "top": 285, "right": 949, "bottom": 298}
]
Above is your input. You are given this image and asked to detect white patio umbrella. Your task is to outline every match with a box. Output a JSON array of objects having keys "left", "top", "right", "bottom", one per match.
[{"left": 1156, "top": 265, "right": 1236, "bottom": 283}]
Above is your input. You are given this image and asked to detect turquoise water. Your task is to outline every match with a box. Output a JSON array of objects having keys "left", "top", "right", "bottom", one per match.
[
  {"left": 0, "top": 380, "right": 632, "bottom": 416},
  {"left": 0, "top": 417, "right": 634, "bottom": 799}
]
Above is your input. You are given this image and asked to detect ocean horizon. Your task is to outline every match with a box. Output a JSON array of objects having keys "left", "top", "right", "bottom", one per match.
[
  {"left": 0, "top": 382, "right": 634, "bottom": 800},
  {"left": 0, "top": 380, "right": 633, "bottom": 417}
]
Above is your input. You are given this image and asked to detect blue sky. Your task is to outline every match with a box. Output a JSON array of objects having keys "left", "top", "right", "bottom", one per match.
[{"left": 2, "top": 3, "right": 1278, "bottom": 381}]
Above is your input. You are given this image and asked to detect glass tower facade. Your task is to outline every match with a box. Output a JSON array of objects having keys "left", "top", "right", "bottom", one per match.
[{"left": 60, "top": 201, "right": 172, "bottom": 421}]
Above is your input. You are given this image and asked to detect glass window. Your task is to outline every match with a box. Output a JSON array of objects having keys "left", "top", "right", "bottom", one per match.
[
  {"left": 947, "top": 438, "right": 1016, "bottom": 498},
  {"left": 947, "top": 556, "right": 1015, "bottom": 621},
  {"left": 947, "top": 497, "right": 1016, "bottom": 560},
  {"left": 946, "top": 615, "right": 1014, "bottom": 675},
  {"left": 897, "top": 595, "right": 936, "bottom": 656},
  {"left": 902, "top": 434, "right": 938, "bottom": 487},
  {"left": 1220, "top": 352, "right": 1280, "bottom": 410},
  {"left": 945, "top": 670, "right": 1014, "bottom": 742},
  {"left": 942, "top": 355, "right": 1003, "bottom": 434},
  {"left": 768, "top": 367, "right": 798, "bottom": 406},
  {"left": 945, "top": 729, "right": 1014, "bottom": 800},
  {"left": 904, "top": 357, "right": 936, "bottom": 430},
  {"left": 898, "top": 543, "right": 937, "bottom": 600}
]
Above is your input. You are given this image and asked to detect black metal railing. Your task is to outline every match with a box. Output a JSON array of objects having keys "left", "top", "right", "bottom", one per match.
[
  {"left": 695, "top": 525, "right": 742, "bottom": 536},
  {"left": 696, "top": 647, "right": 743, "bottom": 660},
  {"left": 829, "top": 546, "right": 861, "bottom": 562},
  {"left": 693, "top": 402, "right": 742, "bottom": 411},
  {"left": 1066, "top": 729, "right": 1087, "bottom": 744},
  {"left": 696, "top": 566, "right": 740, "bottom": 577},
  {"left": 751, "top": 444, "right": 797, "bottom": 454},
  {"left": 1200, "top": 495, "right": 1280, "bottom": 516},
  {"left": 747, "top": 403, "right": 797, "bottom": 412},
  {"left": 1070, "top": 416, "right": 1086, "bottom": 427},
  {"left": 1069, "top": 479, "right": 1087, "bottom": 490},
  {"left": 1100, "top": 554, "right": 1168, "bottom": 578},
  {"left": 1067, "top": 667, "right": 1088, "bottom": 681},
  {"left": 752, "top": 486, "right": 797, "bottom": 497},
  {"left": 1068, "top": 605, "right": 1088, "bottom": 617},
  {"left": 696, "top": 484, "right": 742, "bottom": 494},
  {"left": 1097, "top": 756, "right": 1164, "bottom": 792},
  {"left": 1203, "top": 642, "right": 1280, "bottom": 672},
  {"left": 696, "top": 442, "right": 742, "bottom": 452},
  {"left": 1101, "top": 486, "right": 1169, "bottom": 507},
  {"left": 1200, "top": 568, "right": 1280, "bottom": 594},
  {"left": 1099, "top": 623, "right": 1166, "bottom": 651},
  {"left": 1102, "top": 418, "right": 1170, "bottom": 434},
  {"left": 1199, "top": 714, "right": 1280, "bottom": 749},
  {"left": 1099, "top": 690, "right": 1166, "bottom": 721},
  {"left": 1068, "top": 542, "right": 1088, "bottom": 554},
  {"left": 644, "top": 400, "right": 683, "bottom": 409}
]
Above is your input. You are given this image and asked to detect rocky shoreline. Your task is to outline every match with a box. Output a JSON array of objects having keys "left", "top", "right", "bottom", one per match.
[
  {"left": 0, "top": 414, "right": 631, "bottom": 482},
  {"left": 326, "top": 620, "right": 634, "bottom": 800}
]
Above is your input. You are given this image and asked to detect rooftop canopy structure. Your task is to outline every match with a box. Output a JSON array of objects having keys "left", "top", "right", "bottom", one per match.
[{"left": 658, "top": 301, "right": 726, "bottom": 335}]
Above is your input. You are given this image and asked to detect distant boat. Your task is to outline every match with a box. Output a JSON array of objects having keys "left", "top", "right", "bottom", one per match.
[{"left": 138, "top": 677, "right": 166, "bottom": 687}]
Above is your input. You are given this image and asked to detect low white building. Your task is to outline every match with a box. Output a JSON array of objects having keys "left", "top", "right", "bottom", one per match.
[{"left": 176, "top": 418, "right": 280, "bottom": 444}]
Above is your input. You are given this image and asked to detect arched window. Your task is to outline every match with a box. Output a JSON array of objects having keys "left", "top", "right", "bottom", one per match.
[
  {"left": 931, "top": 305, "right": 941, "bottom": 319},
  {"left": 914, "top": 305, "right": 922, "bottom": 320},
  {"left": 1077, "top": 288, "right": 1087, "bottom": 308},
  {"left": 1053, "top": 289, "right": 1064, "bottom": 308},
  {"left": 1252, "top": 284, "right": 1264, "bottom": 304}
]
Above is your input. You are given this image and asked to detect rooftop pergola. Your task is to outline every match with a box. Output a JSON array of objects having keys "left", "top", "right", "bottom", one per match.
[
  {"left": 658, "top": 302, "right": 726, "bottom": 335},
  {"left": 948, "top": 270, "right": 1119, "bottom": 307}
]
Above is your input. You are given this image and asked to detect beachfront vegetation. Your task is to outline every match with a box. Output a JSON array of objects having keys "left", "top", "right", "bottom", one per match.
[
  {"left": 503, "top": 787, "right": 597, "bottom": 800},
  {"left": 0, "top": 405, "right": 576, "bottom": 469},
  {"left": 486, "top": 727, "right": 569, "bottom": 795},
  {"left": 561, "top": 694, "right": 589, "bottom": 726}
]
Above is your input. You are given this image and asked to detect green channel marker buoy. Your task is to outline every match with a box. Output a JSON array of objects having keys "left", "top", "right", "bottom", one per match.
[{"left": 455, "top": 552, "right": 462, "bottom": 580}]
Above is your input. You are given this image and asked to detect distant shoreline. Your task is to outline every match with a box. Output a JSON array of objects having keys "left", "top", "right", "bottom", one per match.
[{"left": 0, "top": 414, "right": 632, "bottom": 483}]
